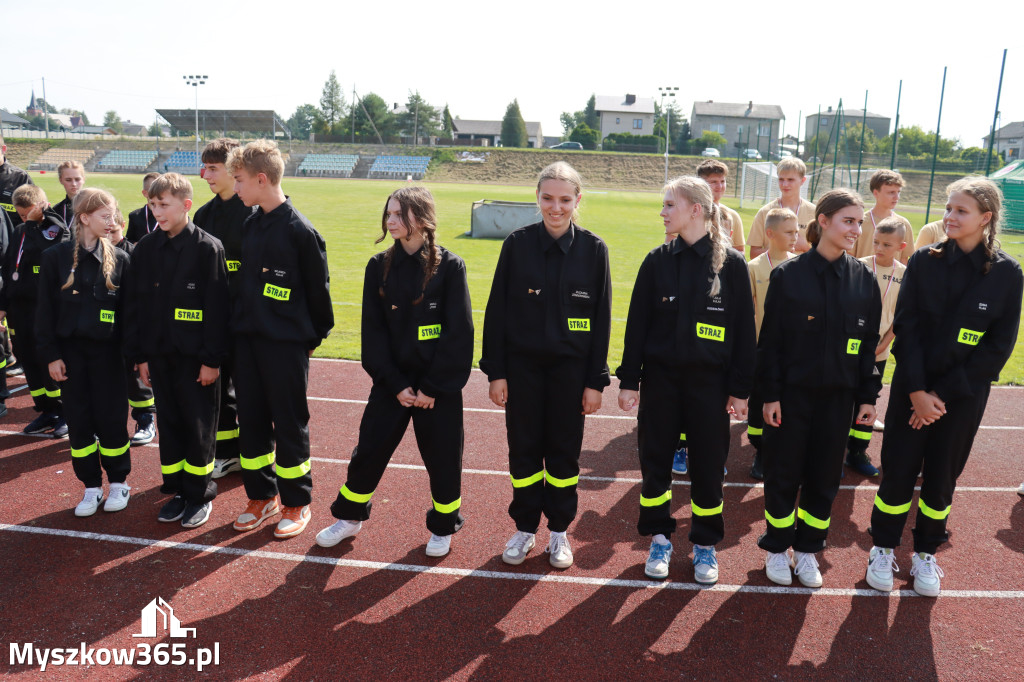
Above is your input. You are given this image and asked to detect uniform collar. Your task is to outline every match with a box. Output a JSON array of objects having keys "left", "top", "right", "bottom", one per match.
[
  {"left": 540, "top": 223, "right": 575, "bottom": 254},
  {"left": 158, "top": 221, "right": 194, "bottom": 251},
  {"left": 945, "top": 239, "right": 989, "bottom": 272},
  {"left": 392, "top": 242, "right": 426, "bottom": 264},
  {"left": 808, "top": 245, "right": 845, "bottom": 277},
  {"left": 670, "top": 232, "right": 712, "bottom": 257},
  {"left": 256, "top": 196, "right": 292, "bottom": 220}
]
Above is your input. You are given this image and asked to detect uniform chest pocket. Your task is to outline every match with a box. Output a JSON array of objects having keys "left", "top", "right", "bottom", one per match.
[
  {"left": 563, "top": 284, "right": 595, "bottom": 332},
  {"left": 260, "top": 264, "right": 297, "bottom": 302},
  {"left": 845, "top": 313, "right": 869, "bottom": 354}
]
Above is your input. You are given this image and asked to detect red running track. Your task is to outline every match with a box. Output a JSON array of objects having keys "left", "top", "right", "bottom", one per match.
[{"left": 1, "top": 359, "right": 1023, "bottom": 680}]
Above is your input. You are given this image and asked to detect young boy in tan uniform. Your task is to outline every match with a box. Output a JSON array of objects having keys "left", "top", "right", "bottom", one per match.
[
  {"left": 697, "top": 159, "right": 745, "bottom": 252},
  {"left": 747, "top": 158, "right": 815, "bottom": 259},
  {"left": 914, "top": 219, "right": 945, "bottom": 249},
  {"left": 853, "top": 170, "right": 915, "bottom": 264},
  {"left": 846, "top": 217, "right": 907, "bottom": 476},
  {"left": 746, "top": 208, "right": 798, "bottom": 480}
]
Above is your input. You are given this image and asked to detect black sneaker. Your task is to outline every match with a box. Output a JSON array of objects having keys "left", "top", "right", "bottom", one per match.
[
  {"left": 52, "top": 418, "right": 69, "bottom": 438},
  {"left": 181, "top": 501, "right": 212, "bottom": 529},
  {"left": 749, "top": 450, "right": 764, "bottom": 481},
  {"left": 158, "top": 495, "right": 188, "bottom": 522},
  {"left": 846, "top": 450, "right": 880, "bottom": 477},
  {"left": 24, "top": 412, "right": 61, "bottom": 435}
]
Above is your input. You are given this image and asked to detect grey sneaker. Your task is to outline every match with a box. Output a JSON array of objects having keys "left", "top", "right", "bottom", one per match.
[{"left": 181, "top": 501, "right": 213, "bottom": 529}]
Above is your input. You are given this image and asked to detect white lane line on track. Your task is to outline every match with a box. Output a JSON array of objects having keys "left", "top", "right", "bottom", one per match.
[{"left": 2, "top": 523, "right": 1020, "bottom": 599}]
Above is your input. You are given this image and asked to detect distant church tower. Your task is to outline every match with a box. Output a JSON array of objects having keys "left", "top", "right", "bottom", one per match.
[{"left": 26, "top": 90, "right": 42, "bottom": 117}]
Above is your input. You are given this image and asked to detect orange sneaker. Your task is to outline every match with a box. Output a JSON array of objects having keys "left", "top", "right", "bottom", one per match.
[
  {"left": 274, "top": 505, "right": 311, "bottom": 539},
  {"left": 233, "top": 497, "right": 280, "bottom": 532}
]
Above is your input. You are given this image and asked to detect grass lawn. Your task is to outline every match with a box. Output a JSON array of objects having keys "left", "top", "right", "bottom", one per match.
[{"left": 29, "top": 172, "right": 1024, "bottom": 385}]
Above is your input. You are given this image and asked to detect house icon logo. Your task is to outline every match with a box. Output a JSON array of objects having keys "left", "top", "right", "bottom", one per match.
[{"left": 133, "top": 597, "right": 196, "bottom": 638}]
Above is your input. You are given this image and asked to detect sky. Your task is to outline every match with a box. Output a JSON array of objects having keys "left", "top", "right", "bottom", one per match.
[{"left": 1, "top": 0, "right": 1018, "bottom": 149}]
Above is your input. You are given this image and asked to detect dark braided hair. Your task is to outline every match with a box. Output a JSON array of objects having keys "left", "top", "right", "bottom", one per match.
[
  {"left": 376, "top": 186, "right": 441, "bottom": 305},
  {"left": 930, "top": 177, "right": 1002, "bottom": 275}
]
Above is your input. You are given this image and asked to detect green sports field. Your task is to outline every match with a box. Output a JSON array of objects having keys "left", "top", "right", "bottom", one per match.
[{"left": 29, "top": 172, "right": 1024, "bottom": 384}]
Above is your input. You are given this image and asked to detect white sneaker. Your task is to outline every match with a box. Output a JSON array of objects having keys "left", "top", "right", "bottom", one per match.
[
  {"left": 765, "top": 551, "right": 792, "bottom": 585},
  {"left": 910, "top": 552, "right": 944, "bottom": 597},
  {"left": 872, "top": 419, "right": 885, "bottom": 432},
  {"left": 315, "top": 519, "right": 362, "bottom": 548},
  {"left": 211, "top": 458, "right": 242, "bottom": 479},
  {"left": 425, "top": 533, "right": 451, "bottom": 557},
  {"left": 502, "top": 531, "right": 536, "bottom": 565},
  {"left": 103, "top": 482, "right": 131, "bottom": 512},
  {"left": 792, "top": 551, "right": 823, "bottom": 588},
  {"left": 1017, "top": 481, "right": 1024, "bottom": 497},
  {"left": 547, "top": 531, "right": 573, "bottom": 569},
  {"left": 693, "top": 545, "right": 719, "bottom": 585},
  {"left": 645, "top": 539, "right": 673, "bottom": 580},
  {"left": 866, "top": 546, "right": 899, "bottom": 592},
  {"left": 75, "top": 487, "right": 105, "bottom": 517}
]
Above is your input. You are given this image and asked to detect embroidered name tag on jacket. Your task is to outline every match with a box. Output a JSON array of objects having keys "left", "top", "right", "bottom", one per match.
[{"left": 570, "top": 290, "right": 591, "bottom": 300}]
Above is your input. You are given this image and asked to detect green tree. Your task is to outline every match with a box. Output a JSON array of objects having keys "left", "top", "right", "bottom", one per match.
[
  {"left": 103, "top": 110, "right": 123, "bottom": 133},
  {"left": 500, "top": 99, "right": 527, "bottom": 148},
  {"left": 147, "top": 121, "right": 163, "bottom": 136},
  {"left": 288, "top": 104, "right": 321, "bottom": 140},
  {"left": 319, "top": 70, "right": 346, "bottom": 132},
  {"left": 877, "top": 125, "right": 959, "bottom": 158},
  {"left": 960, "top": 146, "right": 1003, "bottom": 170},
  {"left": 583, "top": 94, "right": 599, "bottom": 130},
  {"left": 353, "top": 92, "right": 394, "bottom": 141},
  {"left": 569, "top": 123, "right": 599, "bottom": 150},
  {"left": 560, "top": 111, "right": 584, "bottom": 138},
  {"left": 654, "top": 100, "right": 685, "bottom": 143},
  {"left": 442, "top": 104, "right": 454, "bottom": 139},
  {"left": 697, "top": 130, "right": 727, "bottom": 150},
  {"left": 397, "top": 91, "right": 441, "bottom": 139},
  {"left": 34, "top": 97, "right": 58, "bottom": 114}
]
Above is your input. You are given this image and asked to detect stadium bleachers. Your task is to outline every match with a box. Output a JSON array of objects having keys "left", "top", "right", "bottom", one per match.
[
  {"left": 96, "top": 150, "right": 158, "bottom": 172},
  {"left": 30, "top": 148, "right": 94, "bottom": 171},
  {"left": 162, "top": 150, "right": 201, "bottom": 174},
  {"left": 368, "top": 155, "right": 430, "bottom": 180},
  {"left": 298, "top": 154, "right": 359, "bottom": 178}
]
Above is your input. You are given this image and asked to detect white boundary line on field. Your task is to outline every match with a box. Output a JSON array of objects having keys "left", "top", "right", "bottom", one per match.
[{"left": 2, "top": 523, "right": 1021, "bottom": 599}]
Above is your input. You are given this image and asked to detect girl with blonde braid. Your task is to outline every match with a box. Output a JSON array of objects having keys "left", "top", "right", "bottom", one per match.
[
  {"left": 35, "top": 188, "right": 132, "bottom": 516},
  {"left": 617, "top": 176, "right": 755, "bottom": 583}
]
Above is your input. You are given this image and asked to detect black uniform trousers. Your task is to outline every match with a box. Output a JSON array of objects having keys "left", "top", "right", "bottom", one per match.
[
  {"left": 61, "top": 339, "right": 131, "bottom": 488},
  {"left": 214, "top": 356, "right": 240, "bottom": 459},
  {"left": 759, "top": 385, "right": 855, "bottom": 554},
  {"left": 124, "top": 363, "right": 156, "bottom": 422},
  {"left": 505, "top": 353, "right": 587, "bottom": 534},
  {"left": 147, "top": 353, "right": 219, "bottom": 503},
  {"left": 9, "top": 302, "right": 61, "bottom": 413},
  {"left": 847, "top": 360, "right": 887, "bottom": 454},
  {"left": 331, "top": 383, "right": 465, "bottom": 536},
  {"left": 234, "top": 336, "right": 312, "bottom": 508},
  {"left": 747, "top": 388, "right": 765, "bottom": 451},
  {"left": 869, "top": 378, "right": 989, "bottom": 555},
  {"left": 637, "top": 364, "right": 729, "bottom": 545}
]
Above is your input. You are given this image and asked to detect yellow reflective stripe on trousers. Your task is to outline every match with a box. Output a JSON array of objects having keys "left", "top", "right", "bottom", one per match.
[
  {"left": 99, "top": 442, "right": 130, "bottom": 457},
  {"left": 129, "top": 398, "right": 155, "bottom": 409},
  {"left": 216, "top": 428, "right": 240, "bottom": 441},
  {"left": 544, "top": 471, "right": 579, "bottom": 488},
  {"left": 0, "top": 357, "right": 6, "bottom": 369},
  {"left": 240, "top": 452, "right": 275, "bottom": 470},
  {"left": 45, "top": 388, "right": 61, "bottom": 398},
  {"left": 747, "top": 425, "right": 763, "bottom": 436},
  {"left": 29, "top": 387, "right": 46, "bottom": 397},
  {"left": 849, "top": 428, "right": 871, "bottom": 441},
  {"left": 432, "top": 497, "right": 462, "bottom": 514},
  {"left": 797, "top": 508, "right": 830, "bottom": 529},
  {"left": 184, "top": 460, "right": 215, "bottom": 476},
  {"left": 510, "top": 470, "right": 544, "bottom": 488},
  {"left": 71, "top": 442, "right": 98, "bottom": 458},
  {"left": 162, "top": 460, "right": 185, "bottom": 474},
  {"left": 277, "top": 460, "right": 311, "bottom": 479},
  {"left": 340, "top": 484, "right": 373, "bottom": 504},
  {"left": 691, "top": 500, "right": 724, "bottom": 516},
  {"left": 918, "top": 498, "right": 951, "bottom": 520},
  {"left": 873, "top": 494, "right": 912, "bottom": 515},
  {"left": 640, "top": 490, "right": 672, "bottom": 507},
  {"left": 765, "top": 509, "right": 795, "bottom": 528}
]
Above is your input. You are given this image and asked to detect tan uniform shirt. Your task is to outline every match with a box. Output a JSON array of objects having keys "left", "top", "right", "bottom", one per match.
[
  {"left": 748, "top": 250, "right": 795, "bottom": 339},
  {"left": 859, "top": 255, "right": 906, "bottom": 361},
  {"left": 853, "top": 209, "right": 915, "bottom": 262},
  {"left": 719, "top": 204, "right": 745, "bottom": 250},
  {"left": 747, "top": 198, "right": 816, "bottom": 249},
  {"left": 915, "top": 220, "right": 945, "bottom": 250}
]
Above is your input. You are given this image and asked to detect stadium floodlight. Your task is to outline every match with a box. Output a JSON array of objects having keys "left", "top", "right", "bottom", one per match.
[
  {"left": 183, "top": 75, "right": 208, "bottom": 172},
  {"left": 658, "top": 86, "right": 678, "bottom": 184}
]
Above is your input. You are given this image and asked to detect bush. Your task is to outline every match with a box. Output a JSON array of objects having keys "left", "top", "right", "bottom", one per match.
[
  {"left": 569, "top": 124, "right": 600, "bottom": 150},
  {"left": 602, "top": 133, "right": 662, "bottom": 153}
]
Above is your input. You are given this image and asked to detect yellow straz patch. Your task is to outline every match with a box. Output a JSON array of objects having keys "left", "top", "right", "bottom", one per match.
[
  {"left": 958, "top": 328, "right": 983, "bottom": 346},
  {"left": 227, "top": 260, "right": 240, "bottom": 272},
  {"left": 263, "top": 283, "right": 291, "bottom": 301},
  {"left": 847, "top": 339, "right": 861, "bottom": 354},
  {"left": 99, "top": 310, "right": 115, "bottom": 324},
  {"left": 567, "top": 318, "right": 590, "bottom": 332},
  {"left": 174, "top": 308, "right": 203, "bottom": 321},
  {"left": 33, "top": 266, "right": 40, "bottom": 274},
  {"left": 696, "top": 323, "right": 725, "bottom": 342},
  {"left": 418, "top": 325, "right": 441, "bottom": 341}
]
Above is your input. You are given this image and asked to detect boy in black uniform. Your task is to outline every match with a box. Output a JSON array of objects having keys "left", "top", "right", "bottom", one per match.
[
  {"left": 108, "top": 210, "right": 157, "bottom": 445},
  {"left": 0, "top": 185, "right": 70, "bottom": 435},
  {"left": 227, "top": 140, "right": 333, "bottom": 540},
  {"left": 0, "top": 136, "right": 33, "bottom": 375},
  {"left": 125, "top": 173, "right": 161, "bottom": 243},
  {"left": 194, "top": 139, "right": 248, "bottom": 479},
  {"left": 0, "top": 207, "right": 9, "bottom": 416},
  {"left": 52, "top": 161, "right": 85, "bottom": 228},
  {"left": 125, "top": 173, "right": 230, "bottom": 529}
]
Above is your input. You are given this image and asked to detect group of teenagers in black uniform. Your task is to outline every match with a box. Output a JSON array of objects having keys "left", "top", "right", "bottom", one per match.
[{"left": 1, "top": 137, "right": 1019, "bottom": 598}]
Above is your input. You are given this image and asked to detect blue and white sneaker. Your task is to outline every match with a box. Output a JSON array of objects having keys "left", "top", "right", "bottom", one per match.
[
  {"left": 672, "top": 448, "right": 688, "bottom": 475},
  {"left": 693, "top": 544, "right": 719, "bottom": 584},
  {"left": 645, "top": 539, "right": 673, "bottom": 579}
]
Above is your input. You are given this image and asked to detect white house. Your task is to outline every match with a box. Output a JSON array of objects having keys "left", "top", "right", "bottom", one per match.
[{"left": 594, "top": 94, "right": 655, "bottom": 140}]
